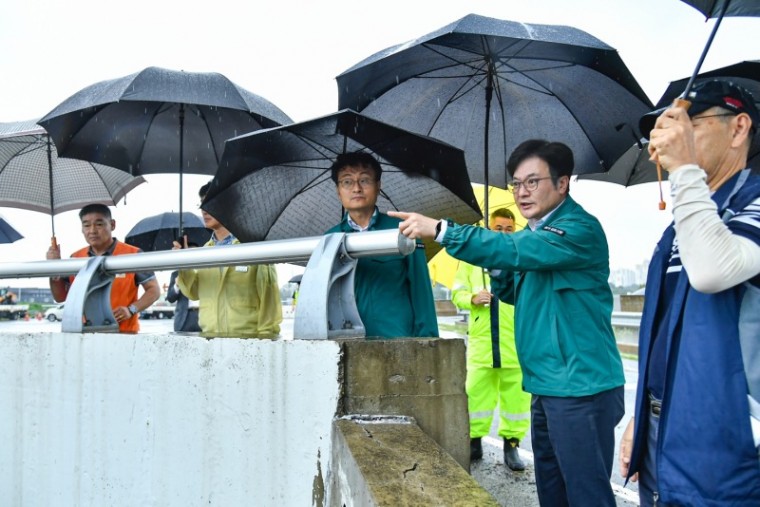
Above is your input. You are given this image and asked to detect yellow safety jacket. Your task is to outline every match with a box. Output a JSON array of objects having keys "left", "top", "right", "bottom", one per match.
[
  {"left": 452, "top": 261, "right": 519, "bottom": 369},
  {"left": 178, "top": 238, "right": 282, "bottom": 338}
]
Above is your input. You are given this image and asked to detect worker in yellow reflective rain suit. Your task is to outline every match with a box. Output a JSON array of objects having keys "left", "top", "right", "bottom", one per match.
[{"left": 452, "top": 208, "right": 530, "bottom": 471}]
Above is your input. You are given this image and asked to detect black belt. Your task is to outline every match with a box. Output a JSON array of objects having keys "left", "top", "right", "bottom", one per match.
[{"left": 649, "top": 394, "right": 662, "bottom": 416}]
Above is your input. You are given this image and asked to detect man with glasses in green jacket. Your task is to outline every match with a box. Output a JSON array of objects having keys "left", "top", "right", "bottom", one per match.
[
  {"left": 325, "top": 152, "right": 438, "bottom": 339},
  {"left": 390, "top": 139, "right": 625, "bottom": 507}
]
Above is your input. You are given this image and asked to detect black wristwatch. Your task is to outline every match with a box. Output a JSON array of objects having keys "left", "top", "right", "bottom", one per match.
[{"left": 435, "top": 218, "right": 453, "bottom": 238}]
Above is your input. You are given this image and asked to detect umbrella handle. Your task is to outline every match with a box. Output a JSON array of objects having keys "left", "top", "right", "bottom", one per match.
[
  {"left": 51, "top": 236, "right": 58, "bottom": 249},
  {"left": 655, "top": 97, "right": 692, "bottom": 210}
]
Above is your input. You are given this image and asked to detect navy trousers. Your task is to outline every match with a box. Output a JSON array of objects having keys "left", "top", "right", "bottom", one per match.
[{"left": 531, "top": 386, "right": 624, "bottom": 507}]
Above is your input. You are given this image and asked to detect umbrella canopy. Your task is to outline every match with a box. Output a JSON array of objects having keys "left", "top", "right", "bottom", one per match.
[
  {"left": 336, "top": 13, "right": 653, "bottom": 198},
  {"left": 677, "top": 1, "right": 760, "bottom": 97},
  {"left": 0, "top": 120, "right": 145, "bottom": 239},
  {"left": 202, "top": 109, "right": 482, "bottom": 261},
  {"left": 125, "top": 212, "right": 210, "bottom": 252},
  {"left": 38, "top": 66, "right": 293, "bottom": 232},
  {"left": 288, "top": 274, "right": 303, "bottom": 284},
  {"left": 428, "top": 184, "right": 526, "bottom": 289},
  {"left": 577, "top": 140, "right": 663, "bottom": 187},
  {"left": 580, "top": 60, "right": 760, "bottom": 186},
  {"left": 682, "top": 0, "right": 760, "bottom": 17},
  {"left": 0, "top": 216, "right": 23, "bottom": 244}
]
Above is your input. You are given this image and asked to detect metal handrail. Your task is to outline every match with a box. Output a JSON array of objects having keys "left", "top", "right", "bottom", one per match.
[
  {"left": 611, "top": 311, "right": 642, "bottom": 328},
  {"left": 0, "top": 230, "right": 414, "bottom": 279},
  {"left": 0, "top": 230, "right": 415, "bottom": 339}
]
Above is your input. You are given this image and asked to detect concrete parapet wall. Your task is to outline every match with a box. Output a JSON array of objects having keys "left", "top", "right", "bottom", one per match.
[
  {"left": 0, "top": 333, "right": 476, "bottom": 506},
  {"left": 0, "top": 332, "right": 341, "bottom": 506},
  {"left": 329, "top": 416, "right": 498, "bottom": 507}
]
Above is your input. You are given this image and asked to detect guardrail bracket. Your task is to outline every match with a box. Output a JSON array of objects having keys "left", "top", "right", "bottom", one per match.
[
  {"left": 62, "top": 256, "right": 119, "bottom": 333},
  {"left": 293, "top": 233, "right": 364, "bottom": 340}
]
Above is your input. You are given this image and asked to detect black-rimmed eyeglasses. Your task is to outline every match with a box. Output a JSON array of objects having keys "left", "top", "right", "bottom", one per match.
[
  {"left": 690, "top": 113, "right": 735, "bottom": 126},
  {"left": 510, "top": 176, "right": 552, "bottom": 194},
  {"left": 338, "top": 177, "right": 375, "bottom": 189}
]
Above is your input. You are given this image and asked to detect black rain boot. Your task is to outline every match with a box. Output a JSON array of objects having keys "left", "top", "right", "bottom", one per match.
[
  {"left": 504, "top": 437, "right": 525, "bottom": 471},
  {"left": 470, "top": 437, "right": 483, "bottom": 461}
]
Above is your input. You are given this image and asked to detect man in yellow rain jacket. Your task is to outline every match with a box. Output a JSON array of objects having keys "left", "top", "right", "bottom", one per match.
[
  {"left": 452, "top": 208, "right": 530, "bottom": 471},
  {"left": 175, "top": 182, "right": 282, "bottom": 338}
]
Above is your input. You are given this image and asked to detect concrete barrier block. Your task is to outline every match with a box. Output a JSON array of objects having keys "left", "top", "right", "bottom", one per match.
[
  {"left": 329, "top": 417, "right": 498, "bottom": 507},
  {"left": 339, "top": 339, "right": 470, "bottom": 469}
]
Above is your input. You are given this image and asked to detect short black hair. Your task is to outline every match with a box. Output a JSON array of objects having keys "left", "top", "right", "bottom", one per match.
[
  {"left": 79, "top": 203, "right": 112, "bottom": 220},
  {"left": 199, "top": 180, "right": 212, "bottom": 201},
  {"left": 491, "top": 207, "right": 515, "bottom": 222},
  {"left": 330, "top": 152, "right": 383, "bottom": 183},
  {"left": 507, "top": 139, "right": 574, "bottom": 185}
]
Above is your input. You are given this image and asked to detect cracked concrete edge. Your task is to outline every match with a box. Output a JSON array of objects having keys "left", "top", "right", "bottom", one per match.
[{"left": 329, "top": 418, "right": 499, "bottom": 507}]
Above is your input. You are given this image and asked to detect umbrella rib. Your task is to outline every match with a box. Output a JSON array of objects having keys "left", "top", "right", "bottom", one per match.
[
  {"left": 86, "top": 162, "right": 118, "bottom": 205},
  {"left": 185, "top": 104, "right": 224, "bottom": 165},
  {"left": 261, "top": 172, "right": 333, "bottom": 239},
  {"left": 287, "top": 132, "right": 343, "bottom": 158},
  {"left": 494, "top": 61, "right": 576, "bottom": 96},
  {"left": 130, "top": 102, "right": 170, "bottom": 175},
  {"left": 298, "top": 171, "right": 333, "bottom": 194},
  {"left": 410, "top": 38, "right": 574, "bottom": 138},
  {"left": 402, "top": 60, "right": 489, "bottom": 137},
  {"left": 412, "top": 39, "right": 569, "bottom": 108},
  {"left": 378, "top": 189, "right": 399, "bottom": 211},
  {"left": 0, "top": 136, "right": 47, "bottom": 173}
]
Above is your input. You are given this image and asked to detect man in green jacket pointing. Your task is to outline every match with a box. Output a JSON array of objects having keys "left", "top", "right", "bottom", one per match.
[{"left": 390, "top": 140, "right": 625, "bottom": 507}]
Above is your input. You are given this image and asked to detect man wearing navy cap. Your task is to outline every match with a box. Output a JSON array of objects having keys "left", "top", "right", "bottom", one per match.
[{"left": 620, "top": 79, "right": 760, "bottom": 505}]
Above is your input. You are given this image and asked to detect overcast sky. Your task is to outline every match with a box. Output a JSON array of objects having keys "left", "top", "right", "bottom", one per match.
[{"left": 1, "top": 0, "right": 759, "bottom": 287}]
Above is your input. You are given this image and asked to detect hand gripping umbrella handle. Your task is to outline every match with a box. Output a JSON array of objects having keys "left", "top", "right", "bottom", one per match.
[
  {"left": 655, "top": 97, "right": 692, "bottom": 210},
  {"left": 51, "top": 236, "right": 58, "bottom": 249}
]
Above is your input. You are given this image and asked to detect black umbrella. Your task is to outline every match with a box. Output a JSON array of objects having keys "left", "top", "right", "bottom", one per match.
[
  {"left": 125, "top": 212, "right": 210, "bottom": 252},
  {"left": 678, "top": 1, "right": 760, "bottom": 97},
  {"left": 576, "top": 140, "right": 662, "bottom": 187},
  {"left": 581, "top": 60, "right": 760, "bottom": 186},
  {"left": 0, "top": 216, "right": 23, "bottom": 244},
  {"left": 38, "top": 66, "right": 292, "bottom": 233},
  {"left": 336, "top": 13, "right": 653, "bottom": 220},
  {"left": 202, "top": 109, "right": 482, "bottom": 261}
]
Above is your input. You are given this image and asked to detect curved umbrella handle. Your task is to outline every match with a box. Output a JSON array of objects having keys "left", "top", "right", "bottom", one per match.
[{"left": 655, "top": 97, "right": 692, "bottom": 210}]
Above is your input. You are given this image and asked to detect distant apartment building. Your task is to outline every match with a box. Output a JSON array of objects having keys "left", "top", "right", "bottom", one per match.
[{"left": 610, "top": 259, "right": 650, "bottom": 287}]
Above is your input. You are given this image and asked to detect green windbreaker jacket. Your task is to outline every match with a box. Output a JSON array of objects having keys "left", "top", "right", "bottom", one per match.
[
  {"left": 326, "top": 211, "right": 439, "bottom": 338},
  {"left": 443, "top": 196, "right": 624, "bottom": 396}
]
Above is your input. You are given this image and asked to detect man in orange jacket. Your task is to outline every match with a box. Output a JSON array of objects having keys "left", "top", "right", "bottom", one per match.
[{"left": 46, "top": 204, "right": 160, "bottom": 333}]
